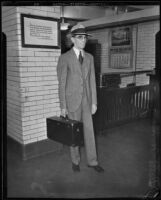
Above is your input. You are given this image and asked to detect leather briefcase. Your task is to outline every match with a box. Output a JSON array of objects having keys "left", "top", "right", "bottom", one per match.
[{"left": 47, "top": 116, "right": 84, "bottom": 147}]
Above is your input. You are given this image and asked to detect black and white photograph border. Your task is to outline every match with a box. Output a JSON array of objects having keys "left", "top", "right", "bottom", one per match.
[{"left": 1, "top": 0, "right": 160, "bottom": 199}]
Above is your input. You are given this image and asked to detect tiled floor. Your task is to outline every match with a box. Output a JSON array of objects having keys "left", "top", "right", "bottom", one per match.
[{"left": 6, "top": 118, "right": 155, "bottom": 198}]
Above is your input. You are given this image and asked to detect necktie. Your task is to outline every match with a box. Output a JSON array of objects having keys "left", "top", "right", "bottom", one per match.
[{"left": 79, "top": 51, "right": 83, "bottom": 65}]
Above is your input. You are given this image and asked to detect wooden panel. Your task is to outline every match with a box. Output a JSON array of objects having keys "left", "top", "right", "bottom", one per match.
[{"left": 93, "top": 84, "right": 155, "bottom": 133}]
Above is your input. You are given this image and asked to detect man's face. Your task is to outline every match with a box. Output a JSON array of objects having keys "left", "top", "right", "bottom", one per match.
[{"left": 71, "top": 35, "right": 87, "bottom": 50}]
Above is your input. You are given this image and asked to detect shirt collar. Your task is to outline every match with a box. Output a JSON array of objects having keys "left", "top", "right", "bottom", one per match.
[{"left": 73, "top": 47, "right": 84, "bottom": 58}]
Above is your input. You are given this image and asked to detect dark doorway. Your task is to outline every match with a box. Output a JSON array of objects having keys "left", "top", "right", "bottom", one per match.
[
  {"left": 85, "top": 39, "right": 101, "bottom": 74},
  {"left": 61, "top": 30, "right": 73, "bottom": 54}
]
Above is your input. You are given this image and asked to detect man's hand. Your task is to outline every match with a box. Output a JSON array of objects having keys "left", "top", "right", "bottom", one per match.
[
  {"left": 61, "top": 109, "right": 68, "bottom": 117},
  {"left": 91, "top": 104, "right": 97, "bottom": 115}
]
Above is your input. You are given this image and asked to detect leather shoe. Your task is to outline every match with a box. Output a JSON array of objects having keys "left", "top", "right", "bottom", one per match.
[
  {"left": 72, "top": 163, "right": 80, "bottom": 172},
  {"left": 88, "top": 165, "right": 104, "bottom": 173}
]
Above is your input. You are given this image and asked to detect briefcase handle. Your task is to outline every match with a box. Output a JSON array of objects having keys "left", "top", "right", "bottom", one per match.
[{"left": 60, "top": 115, "right": 69, "bottom": 121}]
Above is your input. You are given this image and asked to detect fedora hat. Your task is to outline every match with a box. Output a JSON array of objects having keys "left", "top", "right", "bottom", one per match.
[{"left": 70, "top": 23, "right": 91, "bottom": 36}]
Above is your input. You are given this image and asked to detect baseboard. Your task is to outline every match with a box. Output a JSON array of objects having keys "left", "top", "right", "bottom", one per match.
[{"left": 7, "top": 136, "right": 63, "bottom": 161}]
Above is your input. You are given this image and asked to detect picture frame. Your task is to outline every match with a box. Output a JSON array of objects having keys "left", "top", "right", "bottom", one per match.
[
  {"left": 109, "top": 48, "right": 133, "bottom": 69},
  {"left": 111, "top": 26, "right": 131, "bottom": 47},
  {"left": 109, "top": 26, "right": 133, "bottom": 69},
  {"left": 21, "top": 14, "right": 60, "bottom": 49}
]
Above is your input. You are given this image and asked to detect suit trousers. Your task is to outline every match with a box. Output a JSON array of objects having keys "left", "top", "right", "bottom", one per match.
[{"left": 68, "top": 89, "right": 98, "bottom": 166}]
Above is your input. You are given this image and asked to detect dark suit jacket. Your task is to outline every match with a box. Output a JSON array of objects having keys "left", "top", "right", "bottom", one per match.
[{"left": 57, "top": 48, "right": 97, "bottom": 112}]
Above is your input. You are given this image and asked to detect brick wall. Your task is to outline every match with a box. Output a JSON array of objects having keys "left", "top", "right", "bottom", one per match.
[
  {"left": 136, "top": 21, "right": 159, "bottom": 71},
  {"left": 2, "top": 6, "right": 61, "bottom": 144}
]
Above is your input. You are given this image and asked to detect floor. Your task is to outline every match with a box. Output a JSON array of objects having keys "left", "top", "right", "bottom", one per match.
[{"left": 6, "top": 118, "right": 154, "bottom": 198}]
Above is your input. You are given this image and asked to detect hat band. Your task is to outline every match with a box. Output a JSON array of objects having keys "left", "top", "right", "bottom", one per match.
[{"left": 72, "top": 28, "right": 87, "bottom": 35}]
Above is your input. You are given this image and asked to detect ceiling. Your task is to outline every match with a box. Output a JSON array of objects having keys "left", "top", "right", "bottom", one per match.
[{"left": 63, "top": 5, "right": 158, "bottom": 20}]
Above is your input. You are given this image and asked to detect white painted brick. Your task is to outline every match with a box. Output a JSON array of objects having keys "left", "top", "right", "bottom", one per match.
[
  {"left": 46, "top": 7, "right": 55, "bottom": 12},
  {"left": 17, "top": 7, "right": 36, "bottom": 14},
  {"left": 7, "top": 41, "right": 19, "bottom": 47},
  {"left": 22, "top": 110, "right": 37, "bottom": 117},
  {"left": 21, "top": 116, "right": 30, "bottom": 122},
  {"left": 29, "top": 115, "right": 44, "bottom": 120},
  {"left": 35, "top": 100, "right": 44, "bottom": 105},
  {"left": 8, "top": 67, "right": 19, "bottom": 73},
  {"left": 7, "top": 61, "right": 19, "bottom": 67},
  {"left": 36, "top": 109, "right": 45, "bottom": 115},
  {"left": 34, "top": 52, "right": 50, "bottom": 57},
  {"left": 29, "top": 123, "right": 45, "bottom": 130},
  {"left": 41, "top": 57, "right": 56, "bottom": 62},
  {"left": 23, "top": 101, "right": 37, "bottom": 107},
  {"left": 35, "top": 61, "right": 55, "bottom": 67},
  {"left": 20, "top": 72, "right": 36, "bottom": 77},
  {"left": 49, "top": 90, "right": 59, "bottom": 94},
  {"left": 23, "top": 62, "right": 37, "bottom": 67},
  {"left": 20, "top": 77, "right": 29, "bottom": 82},
  {"left": 33, "top": 10, "right": 48, "bottom": 16},
  {"left": 44, "top": 112, "right": 56, "bottom": 118},
  {"left": 7, "top": 121, "right": 22, "bottom": 130},
  {"left": 7, "top": 99, "right": 20, "bottom": 107},
  {"left": 2, "top": 6, "right": 16, "bottom": 15},
  {"left": 2, "top": 25, "right": 15, "bottom": 32},
  {"left": 38, "top": 135, "right": 47, "bottom": 141},
  {"left": 23, "top": 135, "right": 30, "bottom": 140},
  {"left": 7, "top": 57, "right": 18, "bottom": 62},
  {"left": 36, "top": 118, "right": 45, "bottom": 124},
  {"left": 29, "top": 105, "right": 43, "bottom": 111},
  {"left": 47, "top": 12, "right": 60, "bottom": 18},
  {"left": 27, "top": 77, "right": 36, "bottom": 82},
  {"left": 24, "top": 128, "right": 43, "bottom": 136},
  {"left": 55, "top": 57, "right": 59, "bottom": 62},
  {"left": 54, "top": 6, "right": 60, "bottom": 13},
  {"left": 20, "top": 82, "right": 35, "bottom": 87},
  {"left": 22, "top": 119, "right": 37, "bottom": 127},
  {"left": 22, "top": 125, "right": 31, "bottom": 131},
  {"left": 35, "top": 71, "right": 57, "bottom": 76},
  {"left": 28, "top": 67, "right": 43, "bottom": 72},
  {"left": 42, "top": 67, "right": 55, "bottom": 71},
  {"left": 28, "top": 57, "right": 42, "bottom": 62},
  {"left": 43, "top": 76, "right": 57, "bottom": 81},
  {"left": 24, "top": 138, "right": 38, "bottom": 144},
  {"left": 4, "top": 5, "right": 62, "bottom": 144},
  {"left": 30, "top": 132, "right": 45, "bottom": 139},
  {"left": 35, "top": 90, "right": 50, "bottom": 95},
  {"left": 2, "top": 6, "right": 14, "bottom": 12},
  {"left": 44, "top": 85, "right": 59, "bottom": 90},
  {"left": 28, "top": 86, "right": 43, "bottom": 92},
  {"left": 35, "top": 77, "right": 43, "bottom": 81},
  {"left": 27, "top": 95, "right": 43, "bottom": 101},
  {"left": 19, "top": 51, "right": 34, "bottom": 57},
  {"left": 4, "top": 19, "right": 17, "bottom": 28},
  {"left": 19, "top": 68, "right": 28, "bottom": 72}
]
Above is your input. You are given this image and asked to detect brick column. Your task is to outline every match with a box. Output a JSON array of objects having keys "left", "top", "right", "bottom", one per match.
[{"left": 2, "top": 6, "right": 63, "bottom": 159}]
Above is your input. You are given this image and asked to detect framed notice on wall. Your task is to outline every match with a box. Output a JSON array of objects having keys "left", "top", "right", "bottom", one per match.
[
  {"left": 21, "top": 14, "right": 60, "bottom": 49},
  {"left": 109, "top": 26, "right": 133, "bottom": 69}
]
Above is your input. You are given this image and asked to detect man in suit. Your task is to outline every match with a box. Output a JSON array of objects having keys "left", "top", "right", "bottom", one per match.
[{"left": 57, "top": 23, "right": 104, "bottom": 173}]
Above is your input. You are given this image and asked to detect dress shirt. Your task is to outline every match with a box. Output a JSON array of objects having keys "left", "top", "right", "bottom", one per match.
[{"left": 73, "top": 47, "right": 84, "bottom": 59}]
